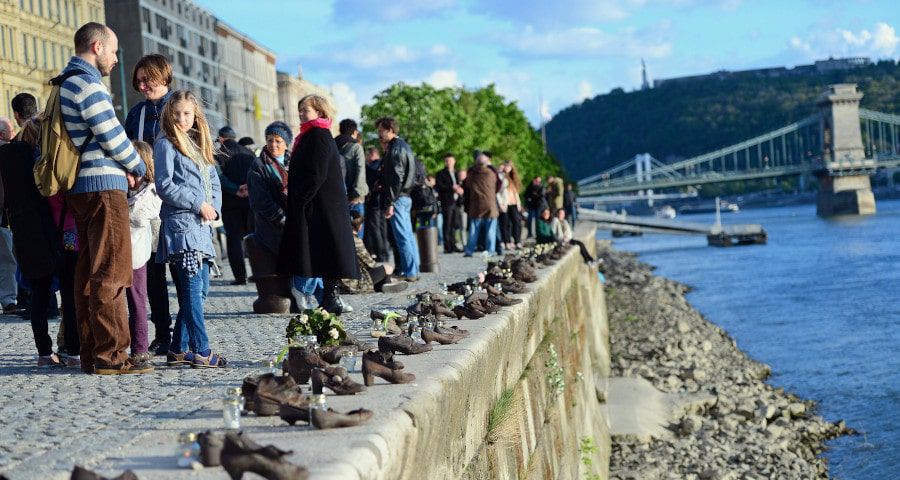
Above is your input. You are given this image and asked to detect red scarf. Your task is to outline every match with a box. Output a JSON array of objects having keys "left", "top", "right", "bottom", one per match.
[{"left": 299, "top": 118, "right": 332, "bottom": 138}]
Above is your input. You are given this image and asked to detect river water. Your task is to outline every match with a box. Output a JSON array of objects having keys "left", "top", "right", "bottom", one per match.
[{"left": 603, "top": 199, "right": 900, "bottom": 479}]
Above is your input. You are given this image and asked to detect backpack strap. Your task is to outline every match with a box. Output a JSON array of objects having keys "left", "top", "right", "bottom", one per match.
[{"left": 50, "top": 69, "right": 94, "bottom": 155}]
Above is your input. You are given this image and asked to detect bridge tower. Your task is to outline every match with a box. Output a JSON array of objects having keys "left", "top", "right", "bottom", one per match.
[{"left": 815, "top": 84, "right": 876, "bottom": 216}]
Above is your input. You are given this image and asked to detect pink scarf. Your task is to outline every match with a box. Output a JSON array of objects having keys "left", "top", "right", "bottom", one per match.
[{"left": 299, "top": 118, "right": 332, "bottom": 137}]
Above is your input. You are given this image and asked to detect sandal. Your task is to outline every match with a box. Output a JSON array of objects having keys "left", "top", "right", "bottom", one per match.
[
  {"left": 166, "top": 351, "right": 195, "bottom": 366},
  {"left": 192, "top": 352, "right": 227, "bottom": 369}
]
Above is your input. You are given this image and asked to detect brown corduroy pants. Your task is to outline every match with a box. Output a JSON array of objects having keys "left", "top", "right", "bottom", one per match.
[{"left": 68, "top": 190, "right": 133, "bottom": 369}]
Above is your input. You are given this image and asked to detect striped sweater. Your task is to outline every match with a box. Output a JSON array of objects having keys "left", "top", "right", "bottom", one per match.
[{"left": 59, "top": 56, "right": 145, "bottom": 193}]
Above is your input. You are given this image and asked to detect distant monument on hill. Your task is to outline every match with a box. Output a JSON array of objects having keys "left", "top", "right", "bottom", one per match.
[{"left": 653, "top": 57, "right": 871, "bottom": 88}]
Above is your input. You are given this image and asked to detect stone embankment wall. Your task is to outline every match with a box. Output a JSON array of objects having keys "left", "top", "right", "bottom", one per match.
[{"left": 353, "top": 227, "right": 611, "bottom": 480}]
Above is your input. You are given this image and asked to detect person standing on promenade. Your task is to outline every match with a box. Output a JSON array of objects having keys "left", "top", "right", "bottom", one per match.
[
  {"left": 278, "top": 95, "right": 360, "bottom": 315},
  {"left": 435, "top": 153, "right": 463, "bottom": 252},
  {"left": 503, "top": 161, "right": 524, "bottom": 249},
  {"left": 61, "top": 23, "right": 151, "bottom": 375},
  {"left": 363, "top": 147, "right": 391, "bottom": 262},
  {"left": 524, "top": 176, "right": 546, "bottom": 238},
  {"left": 215, "top": 126, "right": 255, "bottom": 286},
  {"left": 336, "top": 119, "right": 367, "bottom": 236},
  {"left": 0, "top": 113, "right": 81, "bottom": 367},
  {"left": 154, "top": 90, "right": 226, "bottom": 368},
  {"left": 376, "top": 117, "right": 420, "bottom": 281},
  {"left": 123, "top": 53, "right": 175, "bottom": 355},
  {"left": 0, "top": 117, "right": 20, "bottom": 315},
  {"left": 463, "top": 153, "right": 501, "bottom": 257},
  {"left": 564, "top": 183, "right": 577, "bottom": 227}
]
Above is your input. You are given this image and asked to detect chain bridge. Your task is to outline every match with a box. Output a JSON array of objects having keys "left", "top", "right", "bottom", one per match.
[{"left": 577, "top": 84, "right": 900, "bottom": 216}]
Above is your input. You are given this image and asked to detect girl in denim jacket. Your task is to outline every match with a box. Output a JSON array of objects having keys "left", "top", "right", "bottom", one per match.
[{"left": 153, "top": 90, "right": 226, "bottom": 368}]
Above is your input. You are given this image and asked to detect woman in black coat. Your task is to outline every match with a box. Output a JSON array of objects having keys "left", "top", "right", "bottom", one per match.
[{"left": 278, "top": 94, "right": 359, "bottom": 314}]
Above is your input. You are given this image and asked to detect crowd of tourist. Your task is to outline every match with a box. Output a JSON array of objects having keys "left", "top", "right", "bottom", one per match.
[{"left": 0, "top": 22, "right": 579, "bottom": 375}]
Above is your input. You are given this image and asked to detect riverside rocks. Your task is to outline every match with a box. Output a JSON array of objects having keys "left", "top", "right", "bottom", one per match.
[{"left": 601, "top": 245, "right": 851, "bottom": 480}]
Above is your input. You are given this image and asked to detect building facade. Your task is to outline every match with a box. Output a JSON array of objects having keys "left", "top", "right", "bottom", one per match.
[
  {"left": 0, "top": 0, "right": 105, "bottom": 120},
  {"left": 277, "top": 68, "right": 336, "bottom": 135},
  {"left": 104, "top": 0, "right": 223, "bottom": 128},
  {"left": 215, "top": 21, "right": 276, "bottom": 142}
]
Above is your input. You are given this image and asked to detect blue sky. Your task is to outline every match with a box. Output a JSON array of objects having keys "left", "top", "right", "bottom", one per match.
[{"left": 195, "top": 0, "right": 899, "bottom": 126}]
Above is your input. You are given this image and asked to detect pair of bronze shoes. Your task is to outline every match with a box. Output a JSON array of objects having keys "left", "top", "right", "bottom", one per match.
[
  {"left": 377, "top": 334, "right": 432, "bottom": 355},
  {"left": 362, "top": 350, "right": 415, "bottom": 386},
  {"left": 280, "top": 395, "right": 374, "bottom": 429}
]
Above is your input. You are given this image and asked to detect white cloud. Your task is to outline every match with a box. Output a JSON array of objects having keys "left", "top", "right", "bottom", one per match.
[
  {"left": 431, "top": 44, "right": 450, "bottom": 56},
  {"left": 332, "top": 0, "right": 455, "bottom": 22},
  {"left": 424, "top": 69, "right": 461, "bottom": 89},
  {"left": 330, "top": 82, "right": 361, "bottom": 122},
  {"left": 540, "top": 100, "right": 552, "bottom": 121},
  {"left": 497, "top": 25, "right": 672, "bottom": 59},
  {"left": 790, "top": 21, "right": 898, "bottom": 59},
  {"left": 577, "top": 81, "right": 593, "bottom": 101}
]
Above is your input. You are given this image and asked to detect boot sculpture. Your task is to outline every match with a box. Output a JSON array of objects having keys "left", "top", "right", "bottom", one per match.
[
  {"left": 278, "top": 391, "right": 311, "bottom": 426},
  {"left": 421, "top": 328, "right": 461, "bottom": 345},
  {"left": 70, "top": 467, "right": 138, "bottom": 480},
  {"left": 435, "top": 324, "right": 470, "bottom": 338},
  {"left": 198, "top": 430, "right": 224, "bottom": 467},
  {"left": 284, "top": 346, "right": 329, "bottom": 384},
  {"left": 253, "top": 375, "right": 299, "bottom": 417}
]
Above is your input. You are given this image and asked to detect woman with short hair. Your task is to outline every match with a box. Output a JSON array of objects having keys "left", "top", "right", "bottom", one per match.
[{"left": 278, "top": 95, "right": 360, "bottom": 315}]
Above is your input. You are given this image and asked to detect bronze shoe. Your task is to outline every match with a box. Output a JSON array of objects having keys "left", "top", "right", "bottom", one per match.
[
  {"left": 70, "top": 466, "right": 138, "bottom": 480},
  {"left": 283, "top": 346, "right": 329, "bottom": 384},
  {"left": 421, "top": 328, "right": 460, "bottom": 345},
  {"left": 453, "top": 303, "right": 485, "bottom": 319},
  {"left": 311, "top": 365, "right": 366, "bottom": 395},
  {"left": 310, "top": 408, "right": 374, "bottom": 429},
  {"left": 221, "top": 432, "right": 308, "bottom": 480},
  {"left": 489, "top": 293, "right": 523, "bottom": 306},
  {"left": 341, "top": 331, "right": 376, "bottom": 352},
  {"left": 362, "top": 352, "right": 416, "bottom": 386},
  {"left": 430, "top": 300, "right": 456, "bottom": 318},
  {"left": 435, "top": 325, "right": 470, "bottom": 338},
  {"left": 378, "top": 334, "right": 432, "bottom": 355},
  {"left": 363, "top": 350, "right": 405, "bottom": 370},
  {"left": 253, "top": 374, "right": 300, "bottom": 417},
  {"left": 278, "top": 391, "right": 311, "bottom": 426}
]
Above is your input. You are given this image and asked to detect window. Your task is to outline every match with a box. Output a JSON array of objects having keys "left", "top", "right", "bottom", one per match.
[
  {"left": 42, "top": 39, "right": 47, "bottom": 69},
  {"left": 177, "top": 24, "right": 187, "bottom": 48},
  {"left": 38, "top": 0, "right": 43, "bottom": 17},
  {"left": 142, "top": 7, "right": 151, "bottom": 33},
  {"left": 199, "top": 36, "right": 206, "bottom": 57},
  {"left": 55, "top": 0, "right": 61, "bottom": 20},
  {"left": 72, "top": 1, "right": 78, "bottom": 26},
  {"left": 31, "top": 36, "right": 37, "bottom": 66},
  {"left": 22, "top": 33, "right": 29, "bottom": 65},
  {"left": 156, "top": 15, "right": 169, "bottom": 40},
  {"left": 178, "top": 51, "right": 189, "bottom": 75}
]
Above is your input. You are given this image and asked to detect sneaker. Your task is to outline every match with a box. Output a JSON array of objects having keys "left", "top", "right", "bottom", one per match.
[
  {"left": 37, "top": 353, "right": 64, "bottom": 368},
  {"left": 153, "top": 340, "right": 171, "bottom": 356},
  {"left": 94, "top": 358, "right": 154, "bottom": 375},
  {"left": 3, "top": 303, "right": 20, "bottom": 315},
  {"left": 65, "top": 356, "right": 81, "bottom": 368},
  {"left": 400, "top": 276, "right": 420, "bottom": 283},
  {"left": 338, "top": 298, "right": 354, "bottom": 313},
  {"left": 291, "top": 286, "right": 311, "bottom": 310},
  {"left": 166, "top": 351, "right": 195, "bottom": 366}
]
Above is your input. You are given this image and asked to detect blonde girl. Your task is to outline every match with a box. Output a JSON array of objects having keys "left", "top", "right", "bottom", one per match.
[{"left": 153, "top": 90, "right": 226, "bottom": 368}]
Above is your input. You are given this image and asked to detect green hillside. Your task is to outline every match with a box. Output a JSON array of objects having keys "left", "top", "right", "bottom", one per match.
[{"left": 546, "top": 60, "right": 900, "bottom": 181}]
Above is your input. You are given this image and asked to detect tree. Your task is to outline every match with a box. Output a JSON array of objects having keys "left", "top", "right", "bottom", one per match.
[{"left": 361, "top": 83, "right": 563, "bottom": 182}]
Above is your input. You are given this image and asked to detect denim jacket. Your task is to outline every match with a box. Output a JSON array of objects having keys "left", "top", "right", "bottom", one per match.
[{"left": 153, "top": 137, "right": 222, "bottom": 262}]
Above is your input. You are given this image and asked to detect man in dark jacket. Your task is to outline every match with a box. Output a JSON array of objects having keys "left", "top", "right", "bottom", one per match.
[
  {"left": 435, "top": 153, "right": 464, "bottom": 253},
  {"left": 216, "top": 125, "right": 256, "bottom": 285},
  {"left": 524, "top": 176, "right": 546, "bottom": 238},
  {"left": 563, "top": 183, "right": 577, "bottom": 227},
  {"left": 376, "top": 117, "right": 420, "bottom": 281},
  {"left": 336, "top": 119, "right": 368, "bottom": 237},
  {"left": 463, "top": 153, "right": 501, "bottom": 257},
  {"left": 363, "top": 147, "right": 391, "bottom": 262}
]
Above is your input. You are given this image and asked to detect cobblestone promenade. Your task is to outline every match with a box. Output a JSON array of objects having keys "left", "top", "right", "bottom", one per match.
[{"left": 0, "top": 252, "right": 487, "bottom": 479}]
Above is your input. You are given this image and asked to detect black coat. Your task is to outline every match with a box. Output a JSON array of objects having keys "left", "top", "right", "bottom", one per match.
[
  {"left": 434, "top": 167, "right": 458, "bottom": 208},
  {"left": 0, "top": 141, "right": 61, "bottom": 279},
  {"left": 217, "top": 139, "right": 256, "bottom": 211},
  {"left": 278, "top": 127, "right": 359, "bottom": 279},
  {"left": 247, "top": 151, "right": 287, "bottom": 255}
]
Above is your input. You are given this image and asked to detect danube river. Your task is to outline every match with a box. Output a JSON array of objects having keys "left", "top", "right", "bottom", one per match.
[{"left": 604, "top": 199, "right": 900, "bottom": 479}]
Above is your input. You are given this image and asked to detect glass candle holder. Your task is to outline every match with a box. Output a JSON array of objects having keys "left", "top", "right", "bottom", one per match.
[
  {"left": 223, "top": 387, "right": 244, "bottom": 430},
  {"left": 408, "top": 316, "right": 421, "bottom": 342},
  {"left": 303, "top": 335, "right": 319, "bottom": 350},
  {"left": 339, "top": 350, "right": 357, "bottom": 372},
  {"left": 175, "top": 432, "right": 200, "bottom": 468},
  {"left": 371, "top": 317, "right": 386, "bottom": 337},
  {"left": 309, "top": 394, "right": 328, "bottom": 425}
]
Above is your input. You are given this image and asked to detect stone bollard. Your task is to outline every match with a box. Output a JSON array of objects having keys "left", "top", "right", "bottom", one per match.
[
  {"left": 243, "top": 233, "right": 292, "bottom": 314},
  {"left": 416, "top": 226, "right": 440, "bottom": 273}
]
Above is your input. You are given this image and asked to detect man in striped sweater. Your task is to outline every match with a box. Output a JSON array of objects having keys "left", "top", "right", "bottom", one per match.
[{"left": 60, "top": 22, "right": 151, "bottom": 375}]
